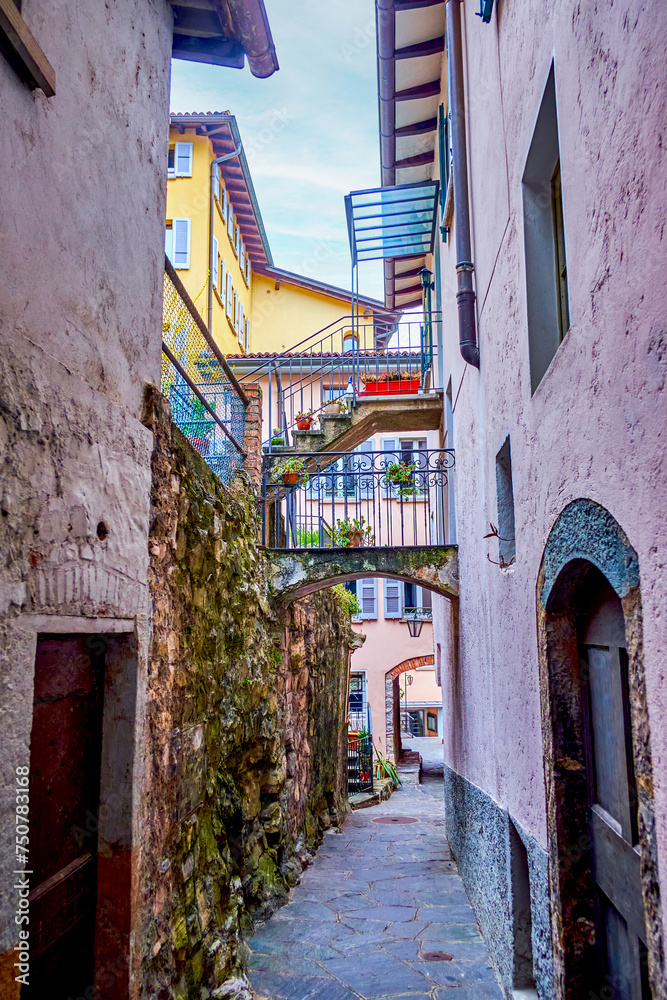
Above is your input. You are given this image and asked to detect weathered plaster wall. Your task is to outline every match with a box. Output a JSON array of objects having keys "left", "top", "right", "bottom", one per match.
[
  {"left": 139, "top": 391, "right": 352, "bottom": 997},
  {"left": 1, "top": 0, "right": 171, "bottom": 417},
  {"left": 432, "top": 0, "right": 667, "bottom": 990}
]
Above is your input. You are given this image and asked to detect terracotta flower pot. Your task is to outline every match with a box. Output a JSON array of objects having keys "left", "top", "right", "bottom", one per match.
[
  {"left": 296, "top": 419, "right": 311, "bottom": 431},
  {"left": 282, "top": 472, "right": 299, "bottom": 485},
  {"left": 346, "top": 530, "right": 363, "bottom": 548}
]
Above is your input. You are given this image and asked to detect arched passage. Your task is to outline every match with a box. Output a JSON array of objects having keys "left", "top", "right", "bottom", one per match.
[
  {"left": 537, "top": 499, "right": 663, "bottom": 999},
  {"left": 385, "top": 654, "right": 435, "bottom": 762}
]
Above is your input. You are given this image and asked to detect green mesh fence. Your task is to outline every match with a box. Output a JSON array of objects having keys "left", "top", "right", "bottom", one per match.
[{"left": 162, "top": 260, "right": 246, "bottom": 484}]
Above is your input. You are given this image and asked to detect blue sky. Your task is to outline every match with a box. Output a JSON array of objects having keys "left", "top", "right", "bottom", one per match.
[{"left": 170, "top": 0, "right": 386, "bottom": 301}]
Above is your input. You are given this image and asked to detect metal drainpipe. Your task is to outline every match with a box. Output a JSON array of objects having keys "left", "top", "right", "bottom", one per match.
[
  {"left": 446, "top": 0, "right": 480, "bottom": 369},
  {"left": 208, "top": 141, "right": 242, "bottom": 336}
]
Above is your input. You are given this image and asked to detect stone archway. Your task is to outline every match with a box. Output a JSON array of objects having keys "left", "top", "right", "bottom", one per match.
[
  {"left": 537, "top": 499, "right": 663, "bottom": 999},
  {"left": 385, "top": 654, "right": 435, "bottom": 762}
]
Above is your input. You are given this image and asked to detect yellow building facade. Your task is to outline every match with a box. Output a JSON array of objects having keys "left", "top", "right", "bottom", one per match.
[{"left": 166, "top": 113, "right": 395, "bottom": 359}]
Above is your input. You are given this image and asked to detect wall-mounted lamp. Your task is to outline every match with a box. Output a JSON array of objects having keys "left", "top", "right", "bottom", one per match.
[
  {"left": 405, "top": 612, "right": 424, "bottom": 638},
  {"left": 419, "top": 267, "right": 434, "bottom": 292}
]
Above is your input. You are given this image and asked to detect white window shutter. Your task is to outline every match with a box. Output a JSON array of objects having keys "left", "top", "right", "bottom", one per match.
[
  {"left": 227, "top": 206, "right": 234, "bottom": 238},
  {"left": 226, "top": 273, "right": 233, "bottom": 319},
  {"left": 384, "top": 579, "right": 402, "bottom": 618},
  {"left": 213, "top": 168, "right": 220, "bottom": 201},
  {"left": 360, "top": 579, "right": 377, "bottom": 620},
  {"left": 165, "top": 227, "right": 174, "bottom": 264},
  {"left": 219, "top": 257, "right": 226, "bottom": 298},
  {"left": 240, "top": 241, "right": 245, "bottom": 273},
  {"left": 245, "top": 317, "right": 250, "bottom": 351},
  {"left": 175, "top": 142, "right": 193, "bottom": 177},
  {"left": 238, "top": 302, "right": 244, "bottom": 343},
  {"left": 222, "top": 188, "right": 228, "bottom": 224},
  {"left": 212, "top": 236, "right": 219, "bottom": 289},
  {"left": 172, "top": 218, "right": 191, "bottom": 269},
  {"left": 246, "top": 256, "right": 251, "bottom": 283}
]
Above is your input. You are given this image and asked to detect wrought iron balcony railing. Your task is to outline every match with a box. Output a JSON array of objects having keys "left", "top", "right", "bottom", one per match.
[
  {"left": 241, "top": 312, "right": 442, "bottom": 451},
  {"left": 261, "top": 448, "right": 454, "bottom": 549}
]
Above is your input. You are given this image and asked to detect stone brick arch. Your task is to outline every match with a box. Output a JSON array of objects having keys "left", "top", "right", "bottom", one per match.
[
  {"left": 385, "top": 654, "right": 435, "bottom": 762},
  {"left": 268, "top": 546, "right": 458, "bottom": 603},
  {"left": 537, "top": 498, "right": 663, "bottom": 999}
]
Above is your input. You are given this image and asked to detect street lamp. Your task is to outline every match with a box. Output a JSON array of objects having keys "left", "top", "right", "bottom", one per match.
[{"left": 405, "top": 611, "right": 425, "bottom": 638}]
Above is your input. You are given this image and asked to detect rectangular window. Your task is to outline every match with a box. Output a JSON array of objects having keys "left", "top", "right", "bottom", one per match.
[
  {"left": 552, "top": 161, "right": 570, "bottom": 344},
  {"left": 213, "top": 166, "right": 220, "bottom": 202},
  {"left": 240, "top": 241, "right": 246, "bottom": 275},
  {"left": 221, "top": 188, "right": 228, "bottom": 226},
  {"left": 359, "top": 579, "right": 377, "bottom": 620},
  {"left": 227, "top": 205, "right": 234, "bottom": 240},
  {"left": 218, "top": 255, "right": 225, "bottom": 299},
  {"left": 167, "top": 147, "right": 175, "bottom": 178},
  {"left": 226, "top": 273, "right": 233, "bottom": 320},
  {"left": 234, "top": 224, "right": 240, "bottom": 257},
  {"left": 246, "top": 255, "right": 251, "bottom": 284},
  {"left": 384, "top": 580, "right": 403, "bottom": 619},
  {"left": 175, "top": 142, "right": 193, "bottom": 178},
  {"left": 522, "top": 66, "right": 570, "bottom": 392},
  {"left": 495, "top": 436, "right": 516, "bottom": 565},
  {"left": 167, "top": 218, "right": 191, "bottom": 269},
  {"left": 238, "top": 302, "right": 244, "bottom": 344},
  {"left": 244, "top": 317, "right": 250, "bottom": 352},
  {"left": 212, "top": 235, "right": 219, "bottom": 290}
]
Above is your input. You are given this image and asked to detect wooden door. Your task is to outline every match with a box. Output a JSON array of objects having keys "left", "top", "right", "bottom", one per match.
[
  {"left": 25, "top": 636, "right": 105, "bottom": 999},
  {"left": 580, "top": 590, "right": 651, "bottom": 999}
]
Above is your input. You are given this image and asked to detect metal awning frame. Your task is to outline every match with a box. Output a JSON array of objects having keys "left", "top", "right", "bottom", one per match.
[{"left": 345, "top": 180, "right": 440, "bottom": 267}]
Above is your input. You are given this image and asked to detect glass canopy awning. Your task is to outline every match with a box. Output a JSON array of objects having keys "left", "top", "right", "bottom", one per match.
[{"left": 344, "top": 181, "right": 439, "bottom": 266}]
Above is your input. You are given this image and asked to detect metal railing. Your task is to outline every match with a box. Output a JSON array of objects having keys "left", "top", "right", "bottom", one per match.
[
  {"left": 348, "top": 735, "right": 373, "bottom": 794},
  {"left": 242, "top": 313, "right": 442, "bottom": 452},
  {"left": 161, "top": 256, "right": 248, "bottom": 484},
  {"left": 261, "top": 448, "right": 454, "bottom": 549}
]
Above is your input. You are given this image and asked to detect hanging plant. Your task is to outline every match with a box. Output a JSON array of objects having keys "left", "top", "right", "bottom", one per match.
[
  {"left": 332, "top": 516, "right": 375, "bottom": 548},
  {"left": 274, "top": 456, "right": 309, "bottom": 486},
  {"left": 384, "top": 460, "right": 416, "bottom": 496}
]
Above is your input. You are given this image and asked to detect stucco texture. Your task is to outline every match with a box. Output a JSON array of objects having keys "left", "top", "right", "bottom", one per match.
[{"left": 432, "top": 0, "right": 667, "bottom": 976}]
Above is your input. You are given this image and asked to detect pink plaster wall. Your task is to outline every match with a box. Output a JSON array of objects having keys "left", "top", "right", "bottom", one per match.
[{"left": 433, "top": 0, "right": 667, "bottom": 890}]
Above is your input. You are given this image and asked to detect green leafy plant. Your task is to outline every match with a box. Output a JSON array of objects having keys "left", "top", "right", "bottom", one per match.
[
  {"left": 374, "top": 748, "right": 401, "bottom": 785},
  {"left": 332, "top": 584, "right": 362, "bottom": 619},
  {"left": 383, "top": 460, "right": 416, "bottom": 496},
  {"left": 295, "top": 526, "right": 320, "bottom": 547},
  {"left": 295, "top": 409, "right": 312, "bottom": 421},
  {"left": 275, "top": 456, "right": 309, "bottom": 484},
  {"left": 332, "top": 516, "right": 375, "bottom": 547},
  {"left": 270, "top": 427, "right": 285, "bottom": 446}
]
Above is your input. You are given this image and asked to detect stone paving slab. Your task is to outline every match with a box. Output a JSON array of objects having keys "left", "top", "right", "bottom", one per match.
[{"left": 248, "top": 778, "right": 504, "bottom": 1000}]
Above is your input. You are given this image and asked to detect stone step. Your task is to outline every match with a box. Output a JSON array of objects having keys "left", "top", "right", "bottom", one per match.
[{"left": 349, "top": 776, "right": 396, "bottom": 810}]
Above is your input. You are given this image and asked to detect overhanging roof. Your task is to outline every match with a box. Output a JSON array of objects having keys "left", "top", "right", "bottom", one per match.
[
  {"left": 170, "top": 112, "right": 273, "bottom": 269},
  {"left": 376, "top": 0, "right": 446, "bottom": 310},
  {"left": 168, "top": 0, "right": 278, "bottom": 78},
  {"left": 345, "top": 181, "right": 439, "bottom": 267}
]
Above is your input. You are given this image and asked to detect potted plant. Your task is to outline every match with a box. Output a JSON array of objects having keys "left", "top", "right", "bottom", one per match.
[
  {"left": 323, "top": 397, "right": 346, "bottom": 415},
  {"left": 270, "top": 427, "right": 285, "bottom": 446},
  {"left": 332, "top": 516, "right": 375, "bottom": 548},
  {"left": 295, "top": 409, "right": 313, "bottom": 431},
  {"left": 384, "top": 460, "right": 416, "bottom": 496},
  {"left": 275, "top": 456, "right": 309, "bottom": 486}
]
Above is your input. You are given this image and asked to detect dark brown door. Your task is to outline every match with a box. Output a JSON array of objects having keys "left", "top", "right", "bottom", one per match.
[
  {"left": 580, "top": 587, "right": 651, "bottom": 999},
  {"left": 24, "top": 636, "right": 105, "bottom": 999}
]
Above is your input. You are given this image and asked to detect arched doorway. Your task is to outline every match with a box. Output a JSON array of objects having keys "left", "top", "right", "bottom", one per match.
[
  {"left": 385, "top": 654, "right": 435, "bottom": 762},
  {"left": 537, "top": 500, "right": 663, "bottom": 999}
]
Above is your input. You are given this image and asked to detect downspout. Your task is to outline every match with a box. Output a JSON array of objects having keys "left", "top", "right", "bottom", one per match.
[
  {"left": 208, "top": 139, "right": 242, "bottom": 336},
  {"left": 446, "top": 0, "right": 480, "bottom": 368},
  {"left": 224, "top": 0, "right": 279, "bottom": 78},
  {"left": 376, "top": 0, "right": 396, "bottom": 310}
]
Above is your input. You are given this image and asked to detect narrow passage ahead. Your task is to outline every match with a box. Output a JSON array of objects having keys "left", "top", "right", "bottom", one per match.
[{"left": 248, "top": 766, "right": 503, "bottom": 999}]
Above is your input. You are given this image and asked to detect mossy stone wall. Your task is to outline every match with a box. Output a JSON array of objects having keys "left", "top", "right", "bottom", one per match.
[{"left": 139, "top": 390, "right": 352, "bottom": 998}]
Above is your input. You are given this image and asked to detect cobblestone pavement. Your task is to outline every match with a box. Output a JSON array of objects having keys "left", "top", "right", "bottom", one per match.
[{"left": 248, "top": 778, "right": 503, "bottom": 1000}]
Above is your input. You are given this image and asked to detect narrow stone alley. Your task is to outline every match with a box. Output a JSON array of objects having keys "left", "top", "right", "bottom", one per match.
[{"left": 248, "top": 761, "right": 504, "bottom": 1000}]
